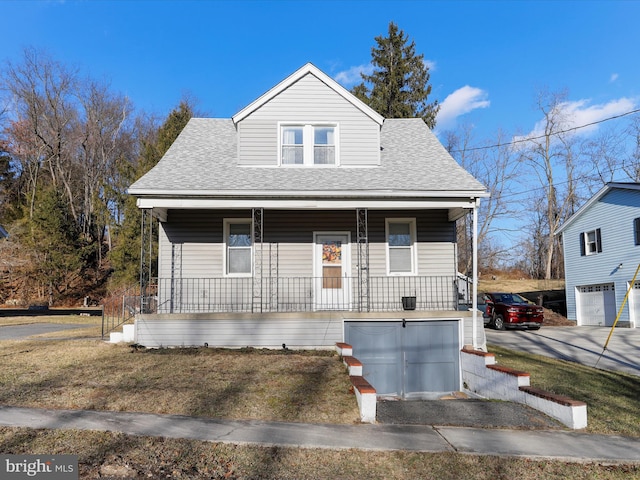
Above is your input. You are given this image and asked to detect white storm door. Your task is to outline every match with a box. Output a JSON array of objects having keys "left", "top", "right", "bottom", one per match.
[{"left": 314, "top": 233, "right": 351, "bottom": 310}]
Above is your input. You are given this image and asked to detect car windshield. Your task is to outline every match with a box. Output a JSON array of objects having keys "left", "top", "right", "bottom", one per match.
[{"left": 494, "top": 293, "right": 529, "bottom": 304}]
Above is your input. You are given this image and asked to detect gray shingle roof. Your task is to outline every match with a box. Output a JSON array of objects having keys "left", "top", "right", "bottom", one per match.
[{"left": 129, "top": 117, "right": 486, "bottom": 198}]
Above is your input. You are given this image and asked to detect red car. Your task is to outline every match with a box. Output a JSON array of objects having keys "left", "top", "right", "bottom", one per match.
[{"left": 482, "top": 292, "right": 544, "bottom": 330}]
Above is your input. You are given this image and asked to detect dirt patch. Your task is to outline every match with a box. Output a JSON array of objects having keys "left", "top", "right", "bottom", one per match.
[{"left": 543, "top": 308, "right": 574, "bottom": 326}]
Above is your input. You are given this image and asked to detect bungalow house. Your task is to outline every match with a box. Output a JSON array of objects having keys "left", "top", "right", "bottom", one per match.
[
  {"left": 128, "top": 63, "right": 488, "bottom": 396},
  {"left": 557, "top": 182, "right": 640, "bottom": 328}
]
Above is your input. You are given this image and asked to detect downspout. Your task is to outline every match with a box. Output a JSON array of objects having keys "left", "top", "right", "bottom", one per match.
[{"left": 472, "top": 200, "right": 479, "bottom": 350}]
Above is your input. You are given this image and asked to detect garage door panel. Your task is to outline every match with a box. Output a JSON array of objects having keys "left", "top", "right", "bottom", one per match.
[
  {"left": 578, "top": 284, "right": 616, "bottom": 326},
  {"left": 345, "top": 320, "right": 460, "bottom": 397},
  {"left": 362, "top": 362, "right": 401, "bottom": 396},
  {"left": 631, "top": 282, "right": 640, "bottom": 328},
  {"left": 405, "top": 323, "right": 458, "bottom": 393}
]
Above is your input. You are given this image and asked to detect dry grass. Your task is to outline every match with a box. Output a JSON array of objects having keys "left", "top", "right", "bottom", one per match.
[
  {"left": 0, "top": 338, "right": 360, "bottom": 424},
  {"left": 488, "top": 344, "right": 640, "bottom": 437},
  {"left": 2, "top": 316, "right": 639, "bottom": 477},
  {"left": 478, "top": 278, "right": 565, "bottom": 293}
]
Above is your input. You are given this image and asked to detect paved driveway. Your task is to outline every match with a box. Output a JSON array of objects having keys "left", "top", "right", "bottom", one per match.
[
  {"left": 0, "top": 323, "right": 92, "bottom": 340},
  {"left": 485, "top": 326, "right": 640, "bottom": 376}
]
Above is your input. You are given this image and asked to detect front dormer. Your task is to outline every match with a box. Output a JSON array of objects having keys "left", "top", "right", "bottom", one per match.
[{"left": 232, "top": 63, "right": 383, "bottom": 167}]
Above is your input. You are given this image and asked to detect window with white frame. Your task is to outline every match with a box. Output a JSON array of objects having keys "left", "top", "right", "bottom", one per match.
[
  {"left": 386, "top": 218, "right": 416, "bottom": 274},
  {"left": 580, "top": 228, "right": 602, "bottom": 256},
  {"left": 224, "top": 219, "right": 252, "bottom": 275},
  {"left": 280, "top": 124, "right": 336, "bottom": 165}
]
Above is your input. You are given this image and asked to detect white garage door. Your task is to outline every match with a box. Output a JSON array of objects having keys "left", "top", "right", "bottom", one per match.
[
  {"left": 628, "top": 282, "right": 640, "bottom": 328},
  {"left": 577, "top": 284, "right": 616, "bottom": 326}
]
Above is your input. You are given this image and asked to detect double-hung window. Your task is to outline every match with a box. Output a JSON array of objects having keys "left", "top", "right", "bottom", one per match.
[
  {"left": 280, "top": 124, "right": 337, "bottom": 165},
  {"left": 580, "top": 228, "right": 602, "bottom": 256},
  {"left": 386, "top": 219, "right": 416, "bottom": 275},
  {"left": 225, "top": 219, "right": 252, "bottom": 276}
]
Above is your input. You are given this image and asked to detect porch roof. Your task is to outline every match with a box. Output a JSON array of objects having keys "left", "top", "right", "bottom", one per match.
[{"left": 128, "top": 118, "right": 487, "bottom": 204}]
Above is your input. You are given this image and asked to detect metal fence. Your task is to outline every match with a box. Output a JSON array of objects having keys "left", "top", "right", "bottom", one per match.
[
  {"left": 145, "top": 275, "right": 459, "bottom": 314},
  {"left": 100, "top": 284, "right": 143, "bottom": 338}
]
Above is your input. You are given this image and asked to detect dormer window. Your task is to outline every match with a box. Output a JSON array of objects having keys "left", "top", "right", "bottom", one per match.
[{"left": 280, "top": 123, "right": 337, "bottom": 166}]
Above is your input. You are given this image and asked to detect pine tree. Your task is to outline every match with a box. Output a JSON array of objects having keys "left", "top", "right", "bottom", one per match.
[
  {"left": 353, "top": 22, "right": 439, "bottom": 128},
  {"left": 26, "top": 186, "right": 87, "bottom": 303}
]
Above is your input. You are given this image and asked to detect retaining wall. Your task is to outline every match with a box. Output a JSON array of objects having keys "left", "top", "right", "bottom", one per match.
[{"left": 461, "top": 348, "right": 587, "bottom": 429}]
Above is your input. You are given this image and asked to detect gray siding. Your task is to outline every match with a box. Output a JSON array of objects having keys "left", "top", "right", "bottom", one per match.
[
  {"left": 562, "top": 188, "right": 640, "bottom": 324},
  {"left": 135, "top": 312, "right": 485, "bottom": 351},
  {"left": 237, "top": 73, "right": 380, "bottom": 166},
  {"left": 136, "top": 314, "right": 343, "bottom": 349},
  {"left": 159, "top": 209, "right": 456, "bottom": 280}
]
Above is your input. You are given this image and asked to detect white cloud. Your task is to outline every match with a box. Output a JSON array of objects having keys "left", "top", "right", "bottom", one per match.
[
  {"left": 424, "top": 59, "right": 437, "bottom": 72},
  {"left": 334, "top": 59, "right": 436, "bottom": 88},
  {"left": 334, "top": 64, "right": 374, "bottom": 87},
  {"left": 435, "top": 86, "right": 490, "bottom": 130},
  {"left": 513, "top": 97, "right": 637, "bottom": 148},
  {"left": 610, "top": 73, "right": 619, "bottom": 83}
]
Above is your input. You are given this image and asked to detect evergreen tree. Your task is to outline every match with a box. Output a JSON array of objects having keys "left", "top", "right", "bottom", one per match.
[
  {"left": 353, "top": 22, "right": 439, "bottom": 128},
  {"left": 109, "top": 100, "right": 195, "bottom": 286},
  {"left": 27, "top": 186, "right": 86, "bottom": 303},
  {"left": 0, "top": 146, "right": 20, "bottom": 222}
]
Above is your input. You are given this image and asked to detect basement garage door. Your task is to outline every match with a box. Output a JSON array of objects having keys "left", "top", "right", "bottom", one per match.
[
  {"left": 344, "top": 320, "right": 460, "bottom": 397},
  {"left": 577, "top": 284, "right": 616, "bottom": 326},
  {"left": 628, "top": 281, "right": 640, "bottom": 328}
]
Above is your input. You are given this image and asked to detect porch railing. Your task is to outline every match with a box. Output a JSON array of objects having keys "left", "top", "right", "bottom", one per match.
[
  {"left": 101, "top": 283, "right": 145, "bottom": 338},
  {"left": 142, "top": 275, "right": 459, "bottom": 314}
]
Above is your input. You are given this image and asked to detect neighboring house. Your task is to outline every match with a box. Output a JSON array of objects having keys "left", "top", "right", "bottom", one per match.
[
  {"left": 557, "top": 182, "right": 640, "bottom": 328},
  {"left": 128, "top": 63, "right": 488, "bottom": 397}
]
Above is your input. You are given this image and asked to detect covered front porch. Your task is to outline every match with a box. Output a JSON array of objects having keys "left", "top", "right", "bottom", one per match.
[{"left": 147, "top": 274, "right": 463, "bottom": 314}]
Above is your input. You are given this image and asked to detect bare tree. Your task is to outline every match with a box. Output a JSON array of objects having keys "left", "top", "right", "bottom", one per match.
[
  {"left": 517, "top": 89, "right": 587, "bottom": 279},
  {"left": 3, "top": 47, "right": 80, "bottom": 219},
  {"left": 446, "top": 123, "right": 520, "bottom": 273},
  {"left": 621, "top": 115, "right": 640, "bottom": 182}
]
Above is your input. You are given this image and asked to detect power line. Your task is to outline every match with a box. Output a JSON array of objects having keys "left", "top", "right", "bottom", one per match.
[{"left": 449, "top": 108, "right": 640, "bottom": 153}]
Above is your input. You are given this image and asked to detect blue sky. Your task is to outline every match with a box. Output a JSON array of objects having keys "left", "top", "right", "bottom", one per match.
[{"left": 3, "top": 0, "right": 640, "bottom": 147}]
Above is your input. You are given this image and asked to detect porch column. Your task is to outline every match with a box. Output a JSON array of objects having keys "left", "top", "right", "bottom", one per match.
[
  {"left": 139, "top": 208, "right": 154, "bottom": 314},
  {"left": 252, "top": 208, "right": 264, "bottom": 312},
  {"left": 357, "top": 208, "right": 370, "bottom": 312},
  {"left": 472, "top": 202, "right": 479, "bottom": 349}
]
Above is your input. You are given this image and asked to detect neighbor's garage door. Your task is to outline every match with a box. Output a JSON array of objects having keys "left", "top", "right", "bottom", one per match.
[
  {"left": 577, "top": 284, "right": 616, "bottom": 326},
  {"left": 344, "top": 320, "right": 460, "bottom": 397},
  {"left": 628, "top": 281, "right": 640, "bottom": 328}
]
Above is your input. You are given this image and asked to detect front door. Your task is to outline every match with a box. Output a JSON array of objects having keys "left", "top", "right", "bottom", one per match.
[{"left": 314, "top": 233, "right": 351, "bottom": 310}]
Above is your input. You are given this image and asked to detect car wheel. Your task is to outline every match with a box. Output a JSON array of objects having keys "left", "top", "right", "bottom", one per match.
[
  {"left": 493, "top": 314, "right": 506, "bottom": 330},
  {"left": 529, "top": 326, "right": 541, "bottom": 330}
]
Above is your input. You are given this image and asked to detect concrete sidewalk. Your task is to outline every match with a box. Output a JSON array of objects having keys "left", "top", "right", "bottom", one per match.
[{"left": 1, "top": 406, "right": 639, "bottom": 464}]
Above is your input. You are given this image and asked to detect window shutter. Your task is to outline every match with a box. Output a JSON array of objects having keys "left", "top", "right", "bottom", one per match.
[
  {"left": 580, "top": 232, "right": 585, "bottom": 256},
  {"left": 635, "top": 218, "right": 640, "bottom": 245},
  {"left": 596, "top": 228, "right": 603, "bottom": 253}
]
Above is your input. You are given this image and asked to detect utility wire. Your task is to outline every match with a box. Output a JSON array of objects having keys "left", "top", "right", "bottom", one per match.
[{"left": 449, "top": 108, "right": 640, "bottom": 153}]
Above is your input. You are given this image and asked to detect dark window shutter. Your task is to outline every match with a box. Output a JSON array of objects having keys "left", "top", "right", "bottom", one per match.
[
  {"left": 580, "top": 232, "right": 585, "bottom": 256},
  {"left": 596, "top": 228, "right": 603, "bottom": 253},
  {"left": 635, "top": 218, "right": 640, "bottom": 245}
]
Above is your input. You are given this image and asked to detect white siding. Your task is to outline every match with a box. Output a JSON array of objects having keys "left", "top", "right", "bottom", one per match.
[
  {"left": 237, "top": 73, "right": 380, "bottom": 166},
  {"left": 562, "top": 188, "right": 640, "bottom": 326}
]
